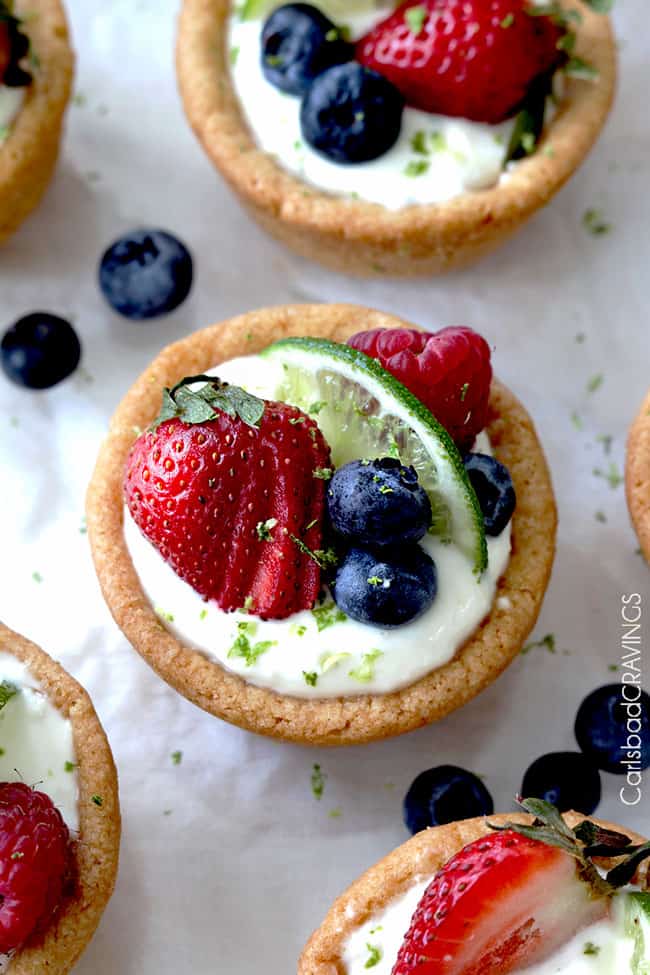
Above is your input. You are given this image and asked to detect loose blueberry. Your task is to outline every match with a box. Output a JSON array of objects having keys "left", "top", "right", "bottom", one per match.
[
  {"left": 332, "top": 544, "right": 436, "bottom": 628},
  {"left": 463, "top": 452, "right": 516, "bottom": 536},
  {"left": 1, "top": 313, "right": 81, "bottom": 389},
  {"left": 261, "top": 3, "right": 351, "bottom": 96},
  {"left": 521, "top": 752, "right": 601, "bottom": 815},
  {"left": 99, "top": 229, "right": 193, "bottom": 320},
  {"left": 574, "top": 684, "right": 650, "bottom": 775},
  {"left": 300, "top": 62, "right": 403, "bottom": 164},
  {"left": 327, "top": 457, "right": 432, "bottom": 547},
  {"left": 403, "top": 765, "right": 494, "bottom": 835}
]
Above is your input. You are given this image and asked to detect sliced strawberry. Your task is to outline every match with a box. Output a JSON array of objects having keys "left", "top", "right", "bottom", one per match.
[
  {"left": 125, "top": 378, "right": 333, "bottom": 620},
  {"left": 356, "top": 0, "right": 565, "bottom": 124}
]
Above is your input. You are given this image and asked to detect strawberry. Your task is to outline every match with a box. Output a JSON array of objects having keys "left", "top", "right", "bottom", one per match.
[
  {"left": 125, "top": 376, "right": 334, "bottom": 620},
  {"left": 0, "top": 783, "right": 70, "bottom": 955},
  {"left": 0, "top": 22, "right": 10, "bottom": 81},
  {"left": 356, "top": 0, "right": 565, "bottom": 124},
  {"left": 393, "top": 798, "right": 650, "bottom": 975},
  {"left": 348, "top": 326, "right": 492, "bottom": 450}
]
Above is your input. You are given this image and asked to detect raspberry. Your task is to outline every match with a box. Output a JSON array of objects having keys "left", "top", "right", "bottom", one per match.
[
  {"left": 0, "top": 783, "right": 70, "bottom": 954},
  {"left": 348, "top": 326, "right": 492, "bottom": 449}
]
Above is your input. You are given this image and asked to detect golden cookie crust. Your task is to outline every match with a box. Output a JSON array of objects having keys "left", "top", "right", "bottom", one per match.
[
  {"left": 0, "top": 622, "right": 120, "bottom": 975},
  {"left": 176, "top": 0, "right": 615, "bottom": 277},
  {"left": 0, "top": 0, "right": 74, "bottom": 244},
  {"left": 87, "top": 303, "right": 556, "bottom": 746},
  {"left": 626, "top": 388, "right": 650, "bottom": 564},
  {"left": 298, "top": 810, "right": 649, "bottom": 974}
]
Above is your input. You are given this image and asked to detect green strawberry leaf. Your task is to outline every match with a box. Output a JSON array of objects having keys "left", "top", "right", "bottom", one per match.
[{"left": 150, "top": 376, "right": 265, "bottom": 431}]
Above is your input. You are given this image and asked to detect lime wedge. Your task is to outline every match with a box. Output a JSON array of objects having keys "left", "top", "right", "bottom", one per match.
[
  {"left": 261, "top": 337, "right": 487, "bottom": 574},
  {"left": 625, "top": 892, "right": 650, "bottom": 975},
  {"left": 237, "top": 0, "right": 394, "bottom": 22}
]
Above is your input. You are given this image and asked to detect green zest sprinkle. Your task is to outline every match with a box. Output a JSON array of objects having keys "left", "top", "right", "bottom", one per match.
[
  {"left": 256, "top": 517, "right": 278, "bottom": 541},
  {"left": 228, "top": 629, "right": 276, "bottom": 667},
  {"left": 379, "top": 485, "right": 393, "bottom": 495},
  {"left": 583, "top": 943, "right": 601, "bottom": 956},
  {"left": 64, "top": 761, "right": 77, "bottom": 773},
  {"left": 155, "top": 607, "right": 175, "bottom": 623},
  {"left": 290, "top": 534, "right": 338, "bottom": 569},
  {"left": 596, "top": 434, "right": 613, "bottom": 454},
  {"left": 367, "top": 576, "right": 384, "bottom": 587},
  {"left": 303, "top": 671, "right": 318, "bottom": 687},
  {"left": 595, "top": 510, "right": 607, "bottom": 523},
  {"left": 320, "top": 651, "right": 351, "bottom": 673},
  {"left": 0, "top": 125, "right": 9, "bottom": 143},
  {"left": 521, "top": 633, "right": 556, "bottom": 655},
  {"left": 199, "top": 609, "right": 208, "bottom": 621},
  {"left": 290, "top": 623, "right": 308, "bottom": 637},
  {"left": 308, "top": 401, "right": 327, "bottom": 415},
  {"left": 405, "top": 4, "right": 427, "bottom": 34},
  {"left": 410, "top": 130, "right": 429, "bottom": 155},
  {"left": 311, "top": 763, "right": 326, "bottom": 799},
  {"left": 349, "top": 649, "right": 383, "bottom": 683},
  {"left": 328, "top": 807, "right": 342, "bottom": 818},
  {"left": 404, "top": 159, "right": 430, "bottom": 178},
  {"left": 501, "top": 12, "right": 514, "bottom": 27},
  {"left": 365, "top": 944, "right": 383, "bottom": 969},
  {"left": 91, "top": 794, "right": 104, "bottom": 807},
  {"left": 587, "top": 373, "right": 604, "bottom": 393},
  {"left": 313, "top": 467, "right": 332, "bottom": 480},
  {"left": 312, "top": 603, "right": 347, "bottom": 633},
  {"left": 460, "top": 382, "right": 469, "bottom": 402},
  {"left": 11, "top": 852, "right": 24, "bottom": 860},
  {"left": 242, "top": 595, "right": 255, "bottom": 613},
  {"left": 229, "top": 45, "right": 240, "bottom": 65},
  {"left": 583, "top": 208, "right": 611, "bottom": 235},
  {"left": 369, "top": 926, "right": 383, "bottom": 935},
  {"left": 593, "top": 463, "right": 623, "bottom": 489},
  {"left": 0, "top": 682, "right": 18, "bottom": 711},
  {"left": 571, "top": 411, "right": 583, "bottom": 430},
  {"left": 171, "top": 750, "right": 183, "bottom": 766},
  {"left": 32, "top": 571, "right": 42, "bottom": 583}
]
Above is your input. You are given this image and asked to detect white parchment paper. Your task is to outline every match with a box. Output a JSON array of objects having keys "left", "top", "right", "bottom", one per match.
[{"left": 0, "top": 1, "right": 648, "bottom": 971}]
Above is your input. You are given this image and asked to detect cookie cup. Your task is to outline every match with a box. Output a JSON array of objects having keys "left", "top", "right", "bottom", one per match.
[
  {"left": 0, "top": 0, "right": 74, "bottom": 244},
  {"left": 87, "top": 303, "right": 556, "bottom": 746},
  {"left": 298, "top": 810, "right": 649, "bottom": 974},
  {"left": 626, "top": 387, "right": 650, "bottom": 564},
  {"left": 176, "top": 0, "right": 615, "bottom": 277},
  {"left": 0, "top": 622, "right": 120, "bottom": 974}
]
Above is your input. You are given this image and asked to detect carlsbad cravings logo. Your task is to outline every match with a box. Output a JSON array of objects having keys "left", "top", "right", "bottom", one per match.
[{"left": 619, "top": 593, "right": 645, "bottom": 807}]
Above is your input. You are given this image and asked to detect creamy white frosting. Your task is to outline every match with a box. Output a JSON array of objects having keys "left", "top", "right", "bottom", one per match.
[
  {"left": 0, "top": 651, "right": 79, "bottom": 832},
  {"left": 342, "top": 886, "right": 637, "bottom": 975},
  {"left": 0, "top": 86, "right": 24, "bottom": 141},
  {"left": 228, "top": 5, "right": 517, "bottom": 208},
  {"left": 124, "top": 354, "right": 511, "bottom": 700}
]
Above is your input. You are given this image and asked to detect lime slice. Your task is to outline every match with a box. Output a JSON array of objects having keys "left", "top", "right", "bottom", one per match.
[
  {"left": 261, "top": 337, "right": 487, "bottom": 574},
  {"left": 625, "top": 892, "right": 650, "bottom": 975},
  {"left": 237, "top": 0, "right": 394, "bottom": 22}
]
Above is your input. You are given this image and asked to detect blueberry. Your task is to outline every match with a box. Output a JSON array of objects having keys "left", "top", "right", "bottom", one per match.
[
  {"left": 574, "top": 684, "right": 650, "bottom": 775},
  {"left": 332, "top": 544, "right": 436, "bottom": 628},
  {"left": 463, "top": 452, "right": 516, "bottom": 536},
  {"left": 521, "top": 752, "right": 601, "bottom": 815},
  {"left": 327, "top": 458, "right": 432, "bottom": 547},
  {"left": 261, "top": 3, "right": 351, "bottom": 96},
  {"left": 1, "top": 313, "right": 81, "bottom": 389},
  {"left": 403, "top": 765, "right": 494, "bottom": 835},
  {"left": 300, "top": 63, "right": 403, "bottom": 164},
  {"left": 99, "top": 229, "right": 193, "bottom": 320}
]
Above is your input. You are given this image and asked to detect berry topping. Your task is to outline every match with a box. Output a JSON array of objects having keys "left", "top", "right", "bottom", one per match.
[
  {"left": 356, "top": 0, "right": 564, "bottom": 125},
  {"left": 403, "top": 765, "right": 494, "bottom": 835},
  {"left": 393, "top": 798, "right": 650, "bottom": 975},
  {"left": 1, "top": 313, "right": 82, "bottom": 390},
  {"left": 463, "top": 452, "right": 516, "bottom": 536},
  {"left": 327, "top": 457, "right": 432, "bottom": 547},
  {"left": 99, "top": 229, "right": 193, "bottom": 320},
  {"left": 520, "top": 752, "right": 601, "bottom": 816},
  {"left": 0, "top": 782, "right": 70, "bottom": 955},
  {"left": 574, "top": 684, "right": 650, "bottom": 775},
  {"left": 332, "top": 544, "right": 436, "bottom": 628},
  {"left": 0, "top": 6, "right": 31, "bottom": 88},
  {"left": 348, "top": 327, "right": 492, "bottom": 450},
  {"left": 300, "top": 62, "right": 404, "bottom": 163},
  {"left": 261, "top": 3, "right": 351, "bottom": 96},
  {"left": 125, "top": 377, "right": 333, "bottom": 620}
]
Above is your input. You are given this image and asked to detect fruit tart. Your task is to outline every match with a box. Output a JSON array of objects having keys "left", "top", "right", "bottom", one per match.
[
  {"left": 177, "top": 0, "right": 615, "bottom": 276},
  {"left": 626, "top": 388, "right": 650, "bottom": 565},
  {"left": 299, "top": 798, "right": 650, "bottom": 975},
  {"left": 0, "top": 622, "right": 120, "bottom": 974},
  {"left": 87, "top": 304, "right": 556, "bottom": 745},
  {"left": 0, "top": 0, "right": 73, "bottom": 244}
]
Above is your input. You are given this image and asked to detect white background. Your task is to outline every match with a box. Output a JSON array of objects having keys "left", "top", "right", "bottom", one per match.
[{"left": 1, "top": 1, "right": 648, "bottom": 972}]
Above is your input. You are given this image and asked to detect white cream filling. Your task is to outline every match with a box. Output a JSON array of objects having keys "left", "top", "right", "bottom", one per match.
[
  {"left": 123, "top": 354, "right": 511, "bottom": 700},
  {"left": 342, "top": 886, "right": 637, "bottom": 975},
  {"left": 0, "top": 86, "right": 25, "bottom": 142},
  {"left": 0, "top": 652, "right": 79, "bottom": 832},
  {"left": 227, "top": 6, "right": 518, "bottom": 209}
]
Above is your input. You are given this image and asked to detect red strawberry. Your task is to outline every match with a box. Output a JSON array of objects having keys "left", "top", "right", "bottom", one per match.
[
  {"left": 0, "top": 783, "right": 70, "bottom": 954},
  {"left": 125, "top": 377, "right": 333, "bottom": 620},
  {"left": 0, "top": 23, "right": 10, "bottom": 81},
  {"left": 356, "top": 0, "right": 565, "bottom": 124},
  {"left": 348, "top": 326, "right": 492, "bottom": 449}
]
